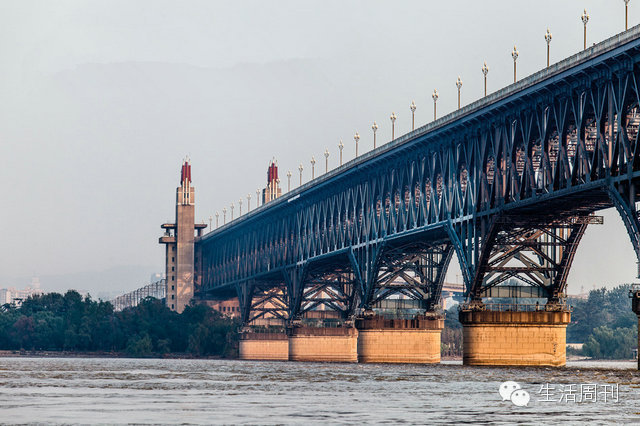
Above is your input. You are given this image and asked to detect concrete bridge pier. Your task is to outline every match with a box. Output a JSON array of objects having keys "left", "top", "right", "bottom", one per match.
[
  {"left": 287, "top": 325, "right": 358, "bottom": 362},
  {"left": 631, "top": 286, "right": 640, "bottom": 370},
  {"left": 238, "top": 329, "right": 289, "bottom": 361},
  {"left": 459, "top": 308, "right": 571, "bottom": 367},
  {"left": 355, "top": 314, "right": 444, "bottom": 363}
]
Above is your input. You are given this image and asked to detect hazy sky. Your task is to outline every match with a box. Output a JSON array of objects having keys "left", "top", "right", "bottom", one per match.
[{"left": 1, "top": 0, "right": 638, "bottom": 294}]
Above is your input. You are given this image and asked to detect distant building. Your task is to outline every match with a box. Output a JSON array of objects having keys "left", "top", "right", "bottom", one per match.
[
  {"left": 204, "top": 299, "right": 241, "bottom": 318},
  {"left": 0, "top": 277, "right": 44, "bottom": 307}
]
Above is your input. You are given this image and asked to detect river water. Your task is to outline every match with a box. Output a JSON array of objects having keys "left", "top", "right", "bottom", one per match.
[{"left": 0, "top": 357, "right": 638, "bottom": 424}]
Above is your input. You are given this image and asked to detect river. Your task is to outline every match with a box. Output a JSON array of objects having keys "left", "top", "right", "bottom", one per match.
[{"left": 0, "top": 357, "right": 638, "bottom": 424}]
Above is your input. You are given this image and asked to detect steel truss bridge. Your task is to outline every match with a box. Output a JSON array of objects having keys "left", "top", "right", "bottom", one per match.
[
  {"left": 111, "top": 279, "right": 166, "bottom": 311},
  {"left": 199, "top": 27, "right": 640, "bottom": 325}
]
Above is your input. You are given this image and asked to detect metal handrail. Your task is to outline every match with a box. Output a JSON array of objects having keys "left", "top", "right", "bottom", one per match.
[{"left": 459, "top": 302, "right": 572, "bottom": 312}]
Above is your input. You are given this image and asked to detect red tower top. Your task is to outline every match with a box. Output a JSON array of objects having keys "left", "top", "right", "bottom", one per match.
[
  {"left": 180, "top": 159, "right": 191, "bottom": 184},
  {"left": 267, "top": 160, "right": 278, "bottom": 183}
]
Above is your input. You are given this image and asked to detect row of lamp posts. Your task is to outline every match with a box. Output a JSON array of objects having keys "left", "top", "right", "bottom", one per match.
[{"left": 212, "top": 2, "right": 633, "bottom": 229}]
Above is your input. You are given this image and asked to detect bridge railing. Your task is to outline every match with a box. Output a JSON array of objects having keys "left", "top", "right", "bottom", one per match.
[{"left": 460, "top": 302, "right": 572, "bottom": 312}]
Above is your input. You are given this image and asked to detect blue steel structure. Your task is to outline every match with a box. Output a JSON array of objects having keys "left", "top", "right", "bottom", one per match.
[{"left": 198, "top": 27, "right": 640, "bottom": 325}]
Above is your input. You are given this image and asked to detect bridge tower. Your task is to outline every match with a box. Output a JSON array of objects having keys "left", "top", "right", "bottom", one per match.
[
  {"left": 159, "top": 158, "right": 207, "bottom": 313},
  {"left": 262, "top": 159, "right": 282, "bottom": 204}
]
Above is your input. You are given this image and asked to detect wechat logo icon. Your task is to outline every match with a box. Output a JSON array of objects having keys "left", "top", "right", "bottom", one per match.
[{"left": 499, "top": 381, "right": 530, "bottom": 407}]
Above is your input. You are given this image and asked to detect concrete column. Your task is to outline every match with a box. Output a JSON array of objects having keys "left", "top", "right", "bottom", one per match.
[
  {"left": 356, "top": 315, "right": 444, "bottom": 364},
  {"left": 460, "top": 310, "right": 570, "bottom": 367},
  {"left": 288, "top": 327, "right": 358, "bottom": 362},
  {"left": 238, "top": 331, "right": 289, "bottom": 361},
  {"left": 631, "top": 288, "right": 640, "bottom": 370}
]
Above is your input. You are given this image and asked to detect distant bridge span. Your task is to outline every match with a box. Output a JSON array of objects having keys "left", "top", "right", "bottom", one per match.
[{"left": 199, "top": 27, "right": 640, "bottom": 324}]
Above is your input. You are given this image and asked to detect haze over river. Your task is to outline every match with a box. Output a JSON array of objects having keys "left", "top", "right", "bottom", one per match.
[{"left": 0, "top": 357, "right": 638, "bottom": 424}]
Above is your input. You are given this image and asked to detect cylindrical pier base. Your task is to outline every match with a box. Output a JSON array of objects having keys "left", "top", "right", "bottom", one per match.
[
  {"left": 460, "top": 310, "right": 570, "bottom": 367},
  {"left": 288, "top": 327, "right": 358, "bottom": 362},
  {"left": 356, "top": 316, "right": 444, "bottom": 364},
  {"left": 238, "top": 332, "right": 289, "bottom": 361}
]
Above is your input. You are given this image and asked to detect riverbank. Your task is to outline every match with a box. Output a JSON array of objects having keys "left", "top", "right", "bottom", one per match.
[{"left": 0, "top": 350, "right": 227, "bottom": 359}]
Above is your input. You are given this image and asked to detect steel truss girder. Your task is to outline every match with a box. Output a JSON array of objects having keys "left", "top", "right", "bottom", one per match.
[
  {"left": 244, "top": 281, "right": 289, "bottom": 324},
  {"left": 199, "top": 35, "right": 640, "bottom": 312},
  {"left": 299, "top": 261, "right": 359, "bottom": 319},
  {"left": 371, "top": 242, "right": 453, "bottom": 311},
  {"left": 469, "top": 214, "right": 589, "bottom": 301}
]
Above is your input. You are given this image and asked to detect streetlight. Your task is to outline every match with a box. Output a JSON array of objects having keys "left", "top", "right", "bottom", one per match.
[
  {"left": 298, "top": 163, "right": 304, "bottom": 186},
  {"left": 582, "top": 9, "right": 590, "bottom": 51},
  {"left": 338, "top": 139, "right": 344, "bottom": 165},
  {"left": 390, "top": 112, "right": 397, "bottom": 140},
  {"left": 247, "top": 193, "right": 251, "bottom": 211},
  {"left": 215, "top": 211, "right": 219, "bottom": 228},
  {"left": 410, "top": 101, "right": 417, "bottom": 130},
  {"left": 354, "top": 131, "right": 360, "bottom": 157},
  {"left": 256, "top": 189, "right": 260, "bottom": 207},
  {"left": 625, "top": 0, "right": 631, "bottom": 31},
  {"left": 238, "top": 199, "right": 243, "bottom": 215},
  {"left": 311, "top": 156, "right": 316, "bottom": 179},
  {"left": 512, "top": 45, "right": 519, "bottom": 83},
  {"left": 324, "top": 149, "right": 330, "bottom": 173},
  {"left": 545, "top": 28, "right": 552, "bottom": 68},
  {"left": 372, "top": 121, "right": 378, "bottom": 148},
  {"left": 286, "top": 170, "right": 292, "bottom": 191},
  {"left": 209, "top": 215, "right": 212, "bottom": 229},
  {"left": 456, "top": 76, "right": 462, "bottom": 110},
  {"left": 432, "top": 90, "right": 438, "bottom": 120},
  {"left": 481, "top": 62, "right": 489, "bottom": 96},
  {"left": 230, "top": 203, "right": 234, "bottom": 220},
  {"left": 223, "top": 207, "right": 227, "bottom": 224}
]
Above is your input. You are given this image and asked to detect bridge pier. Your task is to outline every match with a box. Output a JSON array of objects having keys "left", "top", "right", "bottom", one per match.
[
  {"left": 287, "top": 326, "right": 358, "bottom": 362},
  {"left": 238, "top": 329, "right": 289, "bottom": 361},
  {"left": 631, "top": 286, "right": 640, "bottom": 370},
  {"left": 356, "top": 314, "right": 443, "bottom": 363},
  {"left": 459, "top": 309, "right": 570, "bottom": 367}
]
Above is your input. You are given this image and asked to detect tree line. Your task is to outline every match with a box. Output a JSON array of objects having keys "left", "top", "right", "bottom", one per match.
[
  {"left": 0, "top": 291, "right": 239, "bottom": 357},
  {"left": 1, "top": 285, "right": 636, "bottom": 359},
  {"left": 568, "top": 284, "right": 638, "bottom": 359}
]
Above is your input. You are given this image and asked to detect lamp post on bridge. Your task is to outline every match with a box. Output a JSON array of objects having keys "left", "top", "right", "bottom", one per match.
[
  {"left": 230, "top": 203, "right": 234, "bottom": 220},
  {"left": 582, "top": 9, "right": 590, "bottom": 51},
  {"left": 256, "top": 189, "right": 260, "bottom": 208},
  {"left": 410, "top": 101, "right": 417, "bottom": 130},
  {"left": 545, "top": 28, "right": 552, "bottom": 68},
  {"left": 432, "top": 90, "right": 438, "bottom": 121},
  {"left": 298, "top": 163, "right": 304, "bottom": 186},
  {"left": 512, "top": 45, "right": 519, "bottom": 83},
  {"left": 482, "top": 62, "right": 489, "bottom": 96},
  {"left": 372, "top": 121, "right": 378, "bottom": 148},
  {"left": 208, "top": 215, "right": 212, "bottom": 229},
  {"left": 354, "top": 131, "right": 360, "bottom": 157},
  {"left": 338, "top": 139, "right": 344, "bottom": 165},
  {"left": 324, "top": 149, "right": 330, "bottom": 173},
  {"left": 238, "top": 199, "right": 242, "bottom": 216},
  {"left": 311, "top": 156, "right": 316, "bottom": 179},
  {"left": 456, "top": 76, "right": 462, "bottom": 110},
  {"left": 390, "top": 112, "right": 397, "bottom": 140},
  {"left": 625, "top": 0, "right": 631, "bottom": 30},
  {"left": 222, "top": 207, "right": 227, "bottom": 225},
  {"left": 247, "top": 193, "right": 251, "bottom": 211},
  {"left": 287, "top": 170, "right": 292, "bottom": 191},
  {"left": 215, "top": 211, "right": 219, "bottom": 228}
]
